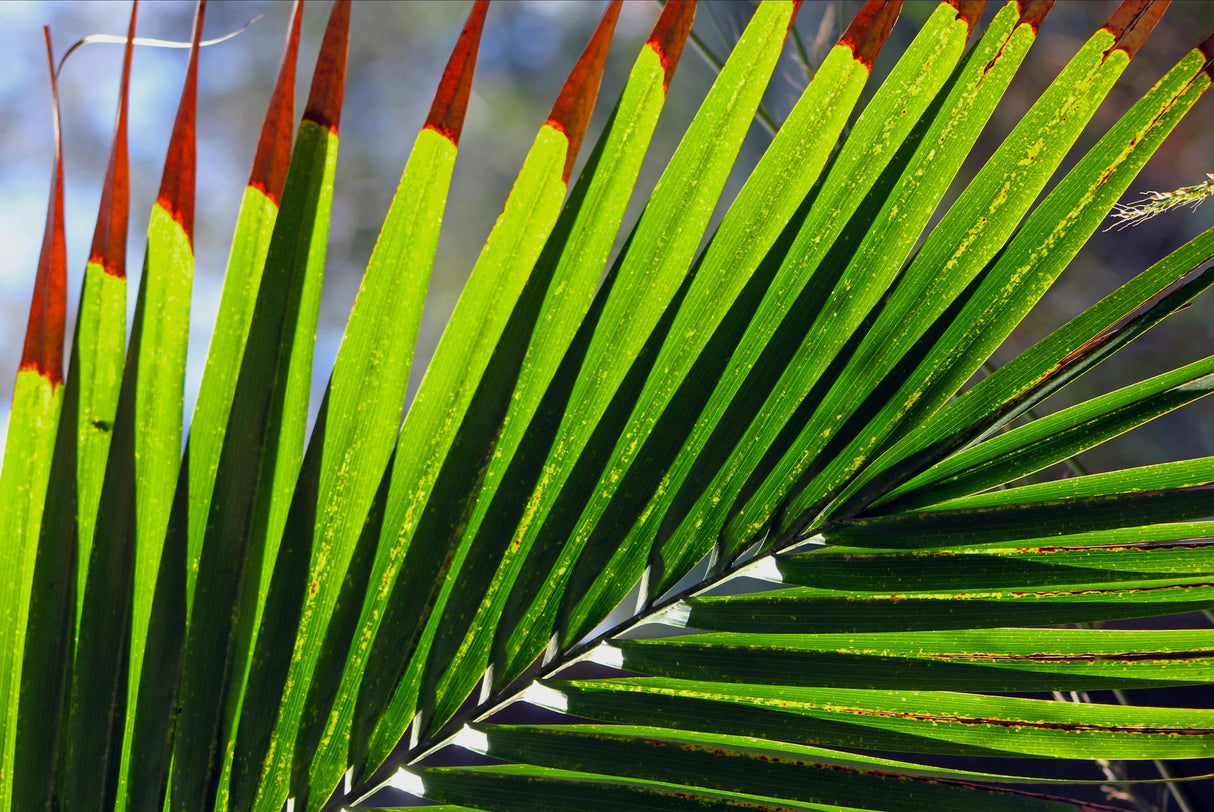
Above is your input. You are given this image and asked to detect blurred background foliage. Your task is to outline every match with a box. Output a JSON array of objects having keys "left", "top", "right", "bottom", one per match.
[{"left": 0, "top": 0, "right": 1211, "bottom": 479}]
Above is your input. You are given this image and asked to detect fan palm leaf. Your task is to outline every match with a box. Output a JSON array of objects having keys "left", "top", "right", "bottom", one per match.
[{"left": 1, "top": 1, "right": 1212, "bottom": 810}]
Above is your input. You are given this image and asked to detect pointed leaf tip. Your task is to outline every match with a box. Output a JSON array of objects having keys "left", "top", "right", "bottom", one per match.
[
  {"left": 645, "top": 0, "right": 696, "bottom": 93},
  {"left": 21, "top": 27, "right": 67, "bottom": 385},
  {"left": 88, "top": 2, "right": 134, "bottom": 279},
  {"left": 250, "top": 0, "right": 301, "bottom": 205},
  {"left": 302, "top": 0, "right": 350, "bottom": 135},
  {"left": 1015, "top": 0, "right": 1055, "bottom": 32},
  {"left": 546, "top": 0, "right": 621, "bottom": 184},
  {"left": 156, "top": 0, "right": 203, "bottom": 246},
  {"left": 840, "top": 1, "right": 901, "bottom": 70},
  {"left": 945, "top": 1, "right": 988, "bottom": 34},
  {"left": 424, "top": 0, "right": 489, "bottom": 146},
  {"left": 1103, "top": 0, "right": 1169, "bottom": 60},
  {"left": 1202, "top": 30, "right": 1214, "bottom": 74}
]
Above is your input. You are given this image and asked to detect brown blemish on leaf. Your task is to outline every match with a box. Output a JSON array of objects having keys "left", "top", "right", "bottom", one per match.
[
  {"left": 88, "top": 2, "right": 135, "bottom": 279},
  {"left": 424, "top": 0, "right": 488, "bottom": 146},
  {"left": 21, "top": 27, "right": 67, "bottom": 386},
  {"left": 155, "top": 1, "right": 203, "bottom": 245},
  {"left": 934, "top": 650, "right": 1214, "bottom": 662},
  {"left": 546, "top": 0, "right": 621, "bottom": 184},
  {"left": 840, "top": 1, "right": 901, "bottom": 71},
  {"left": 836, "top": 705, "right": 1213, "bottom": 734},
  {"left": 645, "top": 0, "right": 696, "bottom": 93},
  {"left": 302, "top": 0, "right": 350, "bottom": 135},
  {"left": 249, "top": 0, "right": 301, "bottom": 206},
  {"left": 1025, "top": 538, "right": 1214, "bottom": 553}
]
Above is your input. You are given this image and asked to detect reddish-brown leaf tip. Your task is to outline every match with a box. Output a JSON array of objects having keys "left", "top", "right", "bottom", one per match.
[
  {"left": 302, "top": 0, "right": 350, "bottom": 135},
  {"left": 155, "top": 0, "right": 203, "bottom": 247},
  {"left": 1014, "top": 0, "right": 1054, "bottom": 33},
  {"left": 88, "top": 1, "right": 135, "bottom": 280},
  {"left": 646, "top": 0, "right": 696, "bottom": 93},
  {"left": 945, "top": 1, "right": 987, "bottom": 36},
  {"left": 1102, "top": 1, "right": 1169, "bottom": 60},
  {"left": 22, "top": 27, "right": 67, "bottom": 385},
  {"left": 1201, "top": 30, "right": 1214, "bottom": 76},
  {"left": 250, "top": 0, "right": 301, "bottom": 205},
  {"left": 424, "top": 0, "right": 489, "bottom": 146},
  {"left": 839, "top": 1, "right": 901, "bottom": 71},
  {"left": 546, "top": 0, "right": 621, "bottom": 184}
]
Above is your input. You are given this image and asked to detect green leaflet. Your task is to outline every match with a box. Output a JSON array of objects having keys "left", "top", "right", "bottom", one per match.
[
  {"left": 492, "top": 0, "right": 799, "bottom": 693},
  {"left": 553, "top": 678, "right": 1214, "bottom": 759},
  {"left": 0, "top": 371, "right": 63, "bottom": 809},
  {"left": 416, "top": 762, "right": 859, "bottom": 812},
  {"left": 875, "top": 355, "right": 1214, "bottom": 511},
  {"left": 722, "top": 0, "right": 1150, "bottom": 536},
  {"left": 634, "top": 0, "right": 978, "bottom": 598},
  {"left": 830, "top": 456, "right": 1214, "bottom": 548},
  {"left": 558, "top": 0, "right": 899, "bottom": 648},
  {"left": 780, "top": 523, "right": 1214, "bottom": 590},
  {"left": 783, "top": 32, "right": 1214, "bottom": 537},
  {"left": 186, "top": 184, "right": 280, "bottom": 611},
  {"left": 303, "top": 122, "right": 464, "bottom": 808},
  {"left": 62, "top": 204, "right": 195, "bottom": 809},
  {"left": 73, "top": 262, "right": 126, "bottom": 619},
  {"left": 221, "top": 7, "right": 353, "bottom": 804},
  {"left": 179, "top": 116, "right": 339, "bottom": 812},
  {"left": 106, "top": 201, "right": 195, "bottom": 812},
  {"left": 681, "top": 578, "right": 1214, "bottom": 633},
  {"left": 830, "top": 225, "right": 1214, "bottom": 523},
  {"left": 331, "top": 121, "right": 568, "bottom": 785},
  {"left": 685, "top": 1, "right": 1036, "bottom": 561},
  {"left": 476, "top": 724, "right": 1114, "bottom": 811},
  {"left": 364, "top": 3, "right": 692, "bottom": 762},
  {"left": 615, "top": 628, "right": 1214, "bottom": 691}
]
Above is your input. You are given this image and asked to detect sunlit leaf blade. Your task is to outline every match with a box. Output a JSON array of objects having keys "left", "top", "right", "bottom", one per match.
[
  {"left": 552, "top": 678, "right": 1214, "bottom": 759},
  {"left": 875, "top": 356, "right": 1214, "bottom": 512},
  {"left": 681, "top": 578, "right": 1214, "bottom": 633},
  {"left": 332, "top": 3, "right": 622, "bottom": 783},
  {"left": 0, "top": 28, "right": 66, "bottom": 811},
  {"left": 58, "top": 4, "right": 200, "bottom": 808},
  {"left": 416, "top": 762, "right": 863, "bottom": 812},
  {"left": 15, "top": 10, "right": 136, "bottom": 809},
  {"left": 732, "top": 0, "right": 1163, "bottom": 530},
  {"left": 559, "top": 0, "right": 903, "bottom": 648},
  {"left": 830, "top": 456, "right": 1214, "bottom": 548},
  {"left": 624, "top": 0, "right": 980, "bottom": 601},
  {"left": 492, "top": 0, "right": 805, "bottom": 696},
  {"left": 780, "top": 524, "right": 1214, "bottom": 590},
  {"left": 832, "top": 226, "right": 1214, "bottom": 522},
  {"left": 73, "top": 4, "right": 137, "bottom": 620},
  {"left": 186, "top": 0, "right": 301, "bottom": 616},
  {"left": 112, "top": 6, "right": 203, "bottom": 809},
  {"left": 615, "top": 628, "right": 1214, "bottom": 691},
  {"left": 293, "top": 1, "right": 489, "bottom": 804},
  {"left": 783, "top": 24, "right": 1214, "bottom": 537},
  {"left": 171, "top": 1, "right": 318, "bottom": 808},
  {"left": 682, "top": 0, "right": 1044, "bottom": 561},
  {"left": 7, "top": 2, "right": 1214, "bottom": 810},
  {"left": 176, "top": 2, "right": 347, "bottom": 810},
  {"left": 374, "top": 0, "right": 698, "bottom": 760},
  {"left": 476, "top": 724, "right": 1118, "bottom": 812},
  {"left": 187, "top": 5, "right": 305, "bottom": 807}
]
